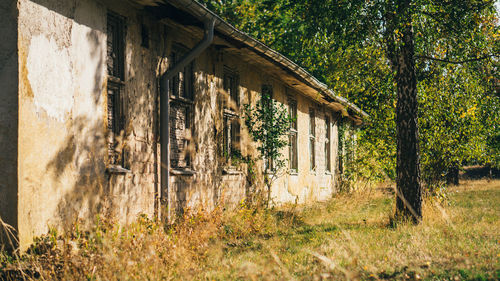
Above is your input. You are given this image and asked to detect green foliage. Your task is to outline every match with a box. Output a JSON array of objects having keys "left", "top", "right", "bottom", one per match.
[
  {"left": 419, "top": 63, "right": 500, "bottom": 185},
  {"left": 413, "top": 0, "right": 500, "bottom": 185},
  {"left": 243, "top": 91, "right": 292, "bottom": 202},
  {"left": 202, "top": 0, "right": 499, "bottom": 189}
]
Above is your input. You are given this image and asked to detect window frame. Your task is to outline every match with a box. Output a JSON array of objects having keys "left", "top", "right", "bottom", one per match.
[
  {"left": 169, "top": 44, "right": 195, "bottom": 171},
  {"left": 170, "top": 100, "right": 194, "bottom": 170},
  {"left": 223, "top": 66, "right": 240, "bottom": 110},
  {"left": 288, "top": 98, "right": 298, "bottom": 173},
  {"left": 106, "top": 11, "right": 127, "bottom": 170},
  {"left": 325, "top": 115, "right": 331, "bottom": 173},
  {"left": 222, "top": 68, "right": 241, "bottom": 168},
  {"left": 222, "top": 110, "right": 241, "bottom": 166},
  {"left": 309, "top": 108, "right": 316, "bottom": 171},
  {"left": 170, "top": 44, "right": 195, "bottom": 102},
  {"left": 107, "top": 12, "right": 125, "bottom": 81}
]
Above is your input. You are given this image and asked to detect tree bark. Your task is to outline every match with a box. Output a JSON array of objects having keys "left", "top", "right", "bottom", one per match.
[{"left": 387, "top": 0, "right": 423, "bottom": 223}]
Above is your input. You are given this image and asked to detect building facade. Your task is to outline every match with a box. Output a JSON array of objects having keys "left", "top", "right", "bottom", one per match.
[{"left": 0, "top": 0, "right": 365, "bottom": 249}]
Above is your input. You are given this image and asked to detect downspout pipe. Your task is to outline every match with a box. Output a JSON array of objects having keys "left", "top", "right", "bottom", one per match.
[{"left": 160, "top": 19, "right": 215, "bottom": 222}]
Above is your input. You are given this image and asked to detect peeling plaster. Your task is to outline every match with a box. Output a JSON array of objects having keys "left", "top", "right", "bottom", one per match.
[{"left": 27, "top": 35, "right": 74, "bottom": 122}]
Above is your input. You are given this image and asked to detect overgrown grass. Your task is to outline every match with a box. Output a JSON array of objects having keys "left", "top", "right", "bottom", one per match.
[{"left": 1, "top": 180, "right": 499, "bottom": 280}]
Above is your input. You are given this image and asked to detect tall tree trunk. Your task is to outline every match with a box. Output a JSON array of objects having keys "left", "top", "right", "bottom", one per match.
[{"left": 386, "top": 0, "right": 423, "bottom": 223}]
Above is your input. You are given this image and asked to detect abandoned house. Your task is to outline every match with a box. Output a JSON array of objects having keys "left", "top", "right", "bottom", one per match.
[{"left": 0, "top": 0, "right": 366, "bottom": 249}]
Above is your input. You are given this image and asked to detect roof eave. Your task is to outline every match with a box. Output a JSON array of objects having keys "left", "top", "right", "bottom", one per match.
[{"left": 159, "top": 0, "right": 368, "bottom": 121}]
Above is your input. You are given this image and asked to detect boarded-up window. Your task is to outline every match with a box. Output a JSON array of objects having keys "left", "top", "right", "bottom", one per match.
[
  {"left": 170, "top": 102, "right": 192, "bottom": 168},
  {"left": 169, "top": 45, "right": 194, "bottom": 169},
  {"left": 309, "top": 108, "right": 316, "bottom": 171},
  {"left": 325, "top": 115, "right": 331, "bottom": 172},
  {"left": 288, "top": 98, "right": 298, "bottom": 172},
  {"left": 107, "top": 11, "right": 126, "bottom": 166}
]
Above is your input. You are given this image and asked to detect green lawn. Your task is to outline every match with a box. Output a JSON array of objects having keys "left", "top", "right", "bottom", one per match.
[{"left": 2, "top": 180, "right": 499, "bottom": 280}]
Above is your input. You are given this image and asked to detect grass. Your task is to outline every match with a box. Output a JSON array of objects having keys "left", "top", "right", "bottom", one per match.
[{"left": 1, "top": 179, "right": 499, "bottom": 280}]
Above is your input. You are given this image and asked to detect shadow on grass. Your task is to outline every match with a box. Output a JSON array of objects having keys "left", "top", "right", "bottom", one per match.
[{"left": 294, "top": 220, "right": 390, "bottom": 236}]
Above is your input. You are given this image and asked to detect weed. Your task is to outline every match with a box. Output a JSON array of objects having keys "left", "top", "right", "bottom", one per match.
[{"left": 1, "top": 180, "right": 498, "bottom": 280}]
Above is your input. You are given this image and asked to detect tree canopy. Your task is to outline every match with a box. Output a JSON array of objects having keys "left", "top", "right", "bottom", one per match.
[{"left": 200, "top": 0, "right": 499, "bottom": 220}]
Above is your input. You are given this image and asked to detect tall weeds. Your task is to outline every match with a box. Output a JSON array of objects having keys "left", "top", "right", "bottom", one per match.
[{"left": 1, "top": 180, "right": 498, "bottom": 280}]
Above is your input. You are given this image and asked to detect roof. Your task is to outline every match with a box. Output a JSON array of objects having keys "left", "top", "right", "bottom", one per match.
[{"left": 130, "top": 0, "right": 368, "bottom": 123}]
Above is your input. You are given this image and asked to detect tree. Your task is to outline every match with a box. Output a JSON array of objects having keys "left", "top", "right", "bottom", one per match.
[
  {"left": 419, "top": 63, "right": 500, "bottom": 187},
  {"left": 380, "top": 1, "right": 422, "bottom": 222},
  {"left": 373, "top": 0, "right": 498, "bottom": 222},
  {"left": 415, "top": 1, "right": 499, "bottom": 187},
  {"left": 201, "top": 0, "right": 499, "bottom": 222},
  {"left": 243, "top": 90, "right": 292, "bottom": 206}
]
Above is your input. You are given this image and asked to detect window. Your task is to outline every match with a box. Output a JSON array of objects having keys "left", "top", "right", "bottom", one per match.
[
  {"left": 288, "top": 98, "right": 298, "bottom": 172},
  {"left": 170, "top": 45, "right": 194, "bottom": 100},
  {"left": 325, "top": 115, "right": 331, "bottom": 172},
  {"left": 337, "top": 117, "right": 344, "bottom": 175},
  {"left": 222, "top": 113, "right": 240, "bottom": 165},
  {"left": 107, "top": 11, "right": 126, "bottom": 166},
  {"left": 222, "top": 69, "right": 241, "bottom": 166},
  {"left": 170, "top": 44, "right": 195, "bottom": 169},
  {"left": 170, "top": 103, "right": 192, "bottom": 168},
  {"left": 223, "top": 67, "right": 239, "bottom": 110},
  {"left": 309, "top": 108, "right": 316, "bottom": 171}
]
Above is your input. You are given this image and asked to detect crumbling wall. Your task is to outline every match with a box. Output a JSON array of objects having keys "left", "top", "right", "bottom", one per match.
[
  {"left": 167, "top": 42, "right": 255, "bottom": 215},
  {"left": 0, "top": 0, "right": 19, "bottom": 248},
  {"left": 17, "top": 0, "right": 160, "bottom": 248},
  {"left": 14, "top": 0, "right": 343, "bottom": 249},
  {"left": 166, "top": 41, "right": 341, "bottom": 214}
]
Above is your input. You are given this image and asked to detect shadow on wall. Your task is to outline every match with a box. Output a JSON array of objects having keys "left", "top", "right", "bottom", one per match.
[
  {"left": 40, "top": 0, "right": 162, "bottom": 231},
  {"left": 45, "top": 116, "right": 109, "bottom": 229},
  {"left": 169, "top": 59, "right": 261, "bottom": 216},
  {"left": 43, "top": 23, "right": 109, "bottom": 230},
  {"left": 170, "top": 65, "right": 224, "bottom": 215},
  {"left": 28, "top": 0, "right": 262, "bottom": 234}
]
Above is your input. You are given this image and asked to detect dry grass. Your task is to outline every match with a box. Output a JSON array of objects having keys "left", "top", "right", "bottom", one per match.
[{"left": 1, "top": 179, "right": 499, "bottom": 280}]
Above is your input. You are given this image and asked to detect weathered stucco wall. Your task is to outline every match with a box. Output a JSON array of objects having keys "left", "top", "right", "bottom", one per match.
[
  {"left": 17, "top": 0, "right": 161, "bottom": 248},
  {"left": 0, "top": 0, "right": 19, "bottom": 248},
  {"left": 166, "top": 34, "right": 249, "bottom": 214},
  {"left": 271, "top": 90, "right": 340, "bottom": 204},
  {"left": 13, "top": 0, "right": 344, "bottom": 249},
  {"left": 166, "top": 28, "right": 341, "bottom": 213}
]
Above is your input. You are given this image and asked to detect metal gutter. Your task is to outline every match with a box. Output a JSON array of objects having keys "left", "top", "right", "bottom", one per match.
[
  {"left": 164, "top": 0, "right": 368, "bottom": 120},
  {"left": 160, "top": 19, "right": 215, "bottom": 222}
]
